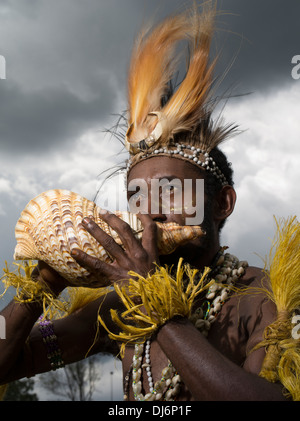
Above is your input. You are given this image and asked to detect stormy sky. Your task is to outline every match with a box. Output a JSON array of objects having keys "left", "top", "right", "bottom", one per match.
[
  {"left": 0, "top": 0, "right": 299, "bottom": 399},
  {"left": 1, "top": 0, "right": 300, "bottom": 286}
]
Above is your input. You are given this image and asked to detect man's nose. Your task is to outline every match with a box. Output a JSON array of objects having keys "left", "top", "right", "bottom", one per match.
[
  {"left": 146, "top": 196, "right": 168, "bottom": 223},
  {"left": 149, "top": 212, "right": 168, "bottom": 223}
]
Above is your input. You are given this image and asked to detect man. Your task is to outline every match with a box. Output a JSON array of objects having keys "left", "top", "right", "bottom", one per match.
[
  {"left": 0, "top": 2, "right": 298, "bottom": 401},
  {"left": 0, "top": 152, "right": 288, "bottom": 401}
]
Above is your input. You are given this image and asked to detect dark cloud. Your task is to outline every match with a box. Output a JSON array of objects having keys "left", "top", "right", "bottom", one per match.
[
  {"left": 0, "top": 0, "right": 298, "bottom": 157},
  {"left": 0, "top": 0, "right": 299, "bottom": 310},
  {"left": 214, "top": 0, "right": 300, "bottom": 92},
  {"left": 0, "top": 193, "right": 22, "bottom": 261},
  {"left": 0, "top": 78, "right": 116, "bottom": 155}
]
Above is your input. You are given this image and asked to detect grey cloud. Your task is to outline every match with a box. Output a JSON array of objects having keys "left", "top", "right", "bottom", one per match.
[
  {"left": 0, "top": 76, "right": 117, "bottom": 155},
  {"left": 214, "top": 0, "right": 300, "bottom": 92},
  {"left": 0, "top": 193, "right": 24, "bottom": 297},
  {"left": 0, "top": 0, "right": 141, "bottom": 156},
  {"left": 0, "top": 0, "right": 299, "bottom": 310},
  {"left": 1, "top": 0, "right": 299, "bottom": 159}
]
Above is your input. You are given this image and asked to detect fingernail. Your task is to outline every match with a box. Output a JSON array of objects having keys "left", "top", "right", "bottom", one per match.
[
  {"left": 71, "top": 249, "right": 79, "bottom": 256},
  {"left": 82, "top": 217, "right": 91, "bottom": 225}
]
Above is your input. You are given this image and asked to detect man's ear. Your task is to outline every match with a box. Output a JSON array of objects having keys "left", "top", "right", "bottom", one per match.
[{"left": 213, "top": 185, "right": 236, "bottom": 223}]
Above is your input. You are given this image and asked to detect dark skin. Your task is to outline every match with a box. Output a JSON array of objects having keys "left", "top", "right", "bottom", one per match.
[{"left": 0, "top": 156, "right": 286, "bottom": 400}]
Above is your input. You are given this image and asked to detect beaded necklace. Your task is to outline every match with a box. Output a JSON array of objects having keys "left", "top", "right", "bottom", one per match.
[{"left": 123, "top": 250, "right": 248, "bottom": 401}]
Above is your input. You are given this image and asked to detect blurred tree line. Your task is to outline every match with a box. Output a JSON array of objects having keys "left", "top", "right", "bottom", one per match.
[{"left": 2, "top": 355, "right": 101, "bottom": 401}]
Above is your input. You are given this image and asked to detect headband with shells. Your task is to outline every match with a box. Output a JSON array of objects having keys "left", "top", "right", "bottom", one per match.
[{"left": 124, "top": 1, "right": 236, "bottom": 186}]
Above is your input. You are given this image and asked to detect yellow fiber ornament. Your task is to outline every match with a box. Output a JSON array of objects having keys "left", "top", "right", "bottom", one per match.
[
  {"left": 98, "top": 258, "right": 212, "bottom": 356},
  {"left": 0, "top": 260, "right": 61, "bottom": 317},
  {"left": 254, "top": 216, "right": 300, "bottom": 401}
]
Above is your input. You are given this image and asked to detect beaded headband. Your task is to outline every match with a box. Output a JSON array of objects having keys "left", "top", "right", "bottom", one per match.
[
  {"left": 123, "top": 2, "right": 236, "bottom": 187},
  {"left": 126, "top": 142, "right": 229, "bottom": 186}
]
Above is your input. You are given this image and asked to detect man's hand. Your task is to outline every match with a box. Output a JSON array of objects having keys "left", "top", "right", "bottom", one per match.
[
  {"left": 71, "top": 211, "right": 160, "bottom": 286},
  {"left": 32, "top": 261, "right": 69, "bottom": 297}
]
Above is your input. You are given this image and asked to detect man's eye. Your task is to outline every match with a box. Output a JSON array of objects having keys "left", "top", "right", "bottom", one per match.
[
  {"left": 131, "top": 192, "right": 146, "bottom": 200},
  {"left": 165, "top": 185, "right": 174, "bottom": 192},
  {"left": 162, "top": 185, "right": 178, "bottom": 194},
  {"left": 129, "top": 192, "right": 148, "bottom": 205}
]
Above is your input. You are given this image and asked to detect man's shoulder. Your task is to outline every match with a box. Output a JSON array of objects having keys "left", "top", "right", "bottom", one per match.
[
  {"left": 240, "top": 265, "right": 269, "bottom": 289},
  {"left": 234, "top": 265, "right": 276, "bottom": 326}
]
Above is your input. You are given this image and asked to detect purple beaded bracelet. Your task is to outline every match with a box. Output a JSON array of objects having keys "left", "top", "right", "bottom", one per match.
[{"left": 38, "top": 316, "right": 65, "bottom": 370}]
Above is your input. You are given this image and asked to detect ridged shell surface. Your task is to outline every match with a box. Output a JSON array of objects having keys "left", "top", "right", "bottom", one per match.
[{"left": 14, "top": 189, "right": 204, "bottom": 286}]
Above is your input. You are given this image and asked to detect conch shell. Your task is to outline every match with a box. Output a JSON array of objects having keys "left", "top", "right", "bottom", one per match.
[{"left": 14, "top": 189, "right": 205, "bottom": 286}]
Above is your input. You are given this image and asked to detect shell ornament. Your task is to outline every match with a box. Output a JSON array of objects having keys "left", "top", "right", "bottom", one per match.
[{"left": 14, "top": 189, "right": 205, "bottom": 286}]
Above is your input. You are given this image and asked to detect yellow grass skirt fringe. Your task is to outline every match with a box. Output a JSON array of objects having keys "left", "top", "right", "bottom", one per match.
[
  {"left": 0, "top": 260, "right": 112, "bottom": 320},
  {"left": 98, "top": 258, "right": 212, "bottom": 357},
  {"left": 0, "top": 261, "right": 111, "bottom": 401},
  {"left": 251, "top": 216, "right": 300, "bottom": 401},
  {"left": 0, "top": 260, "right": 68, "bottom": 319}
]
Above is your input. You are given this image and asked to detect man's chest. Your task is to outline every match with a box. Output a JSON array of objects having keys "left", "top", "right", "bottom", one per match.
[
  {"left": 206, "top": 297, "right": 249, "bottom": 366},
  {"left": 121, "top": 297, "right": 249, "bottom": 401}
]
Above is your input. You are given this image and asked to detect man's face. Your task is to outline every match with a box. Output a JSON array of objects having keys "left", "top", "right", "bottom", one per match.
[
  {"left": 127, "top": 155, "right": 207, "bottom": 226},
  {"left": 127, "top": 155, "right": 217, "bottom": 263}
]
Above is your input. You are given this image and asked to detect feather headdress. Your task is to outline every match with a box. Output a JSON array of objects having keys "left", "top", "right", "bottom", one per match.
[{"left": 125, "top": 1, "right": 236, "bottom": 185}]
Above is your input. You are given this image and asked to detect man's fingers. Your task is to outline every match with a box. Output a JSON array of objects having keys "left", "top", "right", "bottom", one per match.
[
  {"left": 97, "top": 211, "right": 142, "bottom": 251},
  {"left": 37, "top": 261, "right": 68, "bottom": 294},
  {"left": 74, "top": 213, "right": 160, "bottom": 284},
  {"left": 71, "top": 248, "right": 110, "bottom": 274},
  {"left": 81, "top": 217, "right": 129, "bottom": 264},
  {"left": 137, "top": 213, "right": 159, "bottom": 257}
]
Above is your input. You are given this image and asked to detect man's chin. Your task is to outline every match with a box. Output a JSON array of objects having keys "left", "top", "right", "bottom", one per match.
[{"left": 160, "top": 238, "right": 206, "bottom": 266}]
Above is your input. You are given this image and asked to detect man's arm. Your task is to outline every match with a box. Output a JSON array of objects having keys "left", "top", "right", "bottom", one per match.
[
  {"left": 156, "top": 292, "right": 287, "bottom": 401},
  {"left": 156, "top": 318, "right": 286, "bottom": 401},
  {"left": 0, "top": 211, "right": 158, "bottom": 385},
  {"left": 0, "top": 266, "right": 119, "bottom": 384}
]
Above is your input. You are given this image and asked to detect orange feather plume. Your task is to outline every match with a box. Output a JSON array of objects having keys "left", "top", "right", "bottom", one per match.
[
  {"left": 125, "top": 1, "right": 219, "bottom": 150},
  {"left": 126, "top": 12, "right": 189, "bottom": 144}
]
